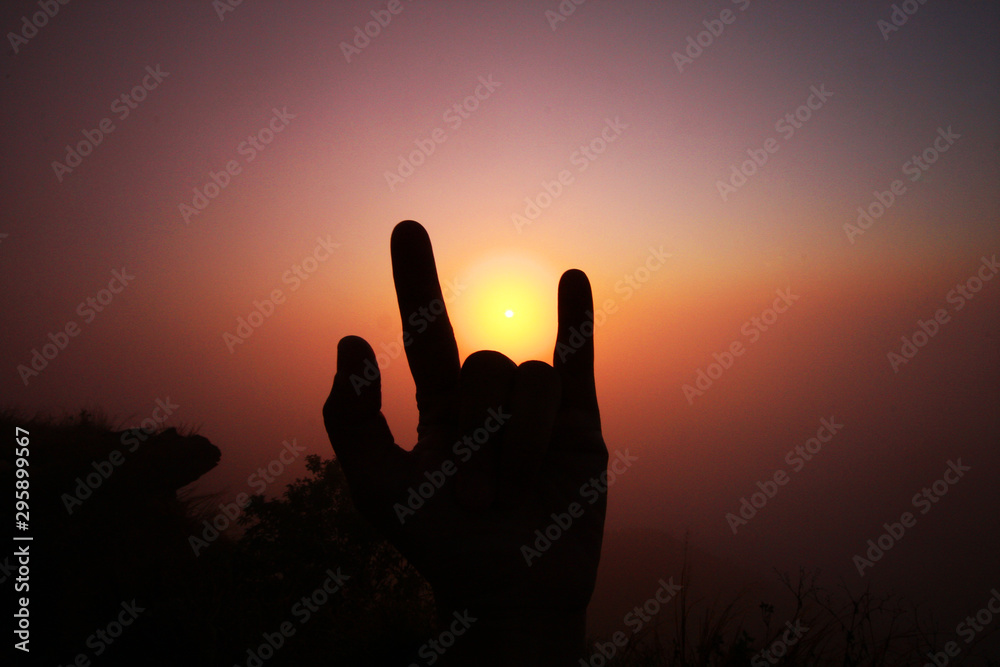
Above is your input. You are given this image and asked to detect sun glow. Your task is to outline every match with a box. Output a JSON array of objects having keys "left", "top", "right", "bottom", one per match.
[{"left": 451, "top": 253, "right": 559, "bottom": 363}]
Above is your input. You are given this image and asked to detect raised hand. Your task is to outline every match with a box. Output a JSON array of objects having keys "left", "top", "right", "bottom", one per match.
[{"left": 323, "top": 220, "right": 608, "bottom": 664}]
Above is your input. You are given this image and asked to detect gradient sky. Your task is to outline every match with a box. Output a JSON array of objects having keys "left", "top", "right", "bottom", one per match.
[{"left": 2, "top": 0, "right": 998, "bottom": 646}]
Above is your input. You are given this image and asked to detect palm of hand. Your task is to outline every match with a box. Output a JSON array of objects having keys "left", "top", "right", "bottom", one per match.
[{"left": 324, "top": 221, "right": 607, "bottom": 618}]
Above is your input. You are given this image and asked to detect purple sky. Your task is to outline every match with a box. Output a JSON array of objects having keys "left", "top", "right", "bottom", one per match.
[{"left": 2, "top": 0, "right": 999, "bottom": 650}]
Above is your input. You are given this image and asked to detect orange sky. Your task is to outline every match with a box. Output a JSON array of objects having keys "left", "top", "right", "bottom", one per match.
[{"left": 1, "top": 0, "right": 998, "bottom": 642}]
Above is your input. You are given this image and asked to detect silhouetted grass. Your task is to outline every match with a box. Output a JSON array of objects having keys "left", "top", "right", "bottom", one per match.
[
  {"left": 588, "top": 538, "right": 999, "bottom": 666},
  {"left": 4, "top": 408, "right": 996, "bottom": 666}
]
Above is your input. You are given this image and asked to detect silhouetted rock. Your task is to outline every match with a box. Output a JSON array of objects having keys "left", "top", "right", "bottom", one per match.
[{"left": 1, "top": 412, "right": 222, "bottom": 665}]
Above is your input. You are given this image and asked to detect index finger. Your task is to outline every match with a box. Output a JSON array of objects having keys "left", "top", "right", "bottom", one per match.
[{"left": 390, "top": 220, "right": 461, "bottom": 433}]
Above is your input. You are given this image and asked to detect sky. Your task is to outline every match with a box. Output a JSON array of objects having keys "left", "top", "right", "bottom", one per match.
[{"left": 2, "top": 0, "right": 999, "bottom": 649}]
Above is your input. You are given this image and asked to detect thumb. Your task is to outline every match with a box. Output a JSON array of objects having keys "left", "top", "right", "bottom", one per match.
[{"left": 323, "top": 335, "right": 398, "bottom": 478}]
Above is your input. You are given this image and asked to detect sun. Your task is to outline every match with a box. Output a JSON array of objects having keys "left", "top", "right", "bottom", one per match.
[{"left": 450, "top": 253, "right": 558, "bottom": 363}]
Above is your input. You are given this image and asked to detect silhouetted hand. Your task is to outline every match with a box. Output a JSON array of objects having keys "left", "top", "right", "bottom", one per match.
[{"left": 323, "top": 220, "right": 608, "bottom": 665}]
